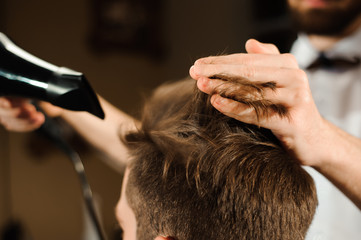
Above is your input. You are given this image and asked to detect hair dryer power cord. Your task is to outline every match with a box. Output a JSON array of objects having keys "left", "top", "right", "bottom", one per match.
[{"left": 37, "top": 112, "right": 107, "bottom": 240}]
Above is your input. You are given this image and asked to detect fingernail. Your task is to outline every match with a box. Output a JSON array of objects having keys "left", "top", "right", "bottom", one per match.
[
  {"left": 190, "top": 65, "right": 200, "bottom": 77},
  {"left": 189, "top": 65, "right": 196, "bottom": 77}
]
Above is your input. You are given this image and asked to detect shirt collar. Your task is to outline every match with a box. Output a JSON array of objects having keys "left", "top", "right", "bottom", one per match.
[{"left": 291, "top": 25, "right": 361, "bottom": 69}]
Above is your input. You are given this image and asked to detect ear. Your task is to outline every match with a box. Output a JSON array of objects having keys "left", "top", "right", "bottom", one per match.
[{"left": 154, "top": 236, "right": 175, "bottom": 240}]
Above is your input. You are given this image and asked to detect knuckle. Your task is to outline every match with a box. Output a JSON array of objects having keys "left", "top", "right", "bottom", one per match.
[
  {"left": 243, "top": 66, "right": 256, "bottom": 79},
  {"left": 195, "top": 57, "right": 211, "bottom": 65},
  {"left": 293, "top": 88, "right": 308, "bottom": 101},
  {"left": 294, "top": 69, "right": 309, "bottom": 85},
  {"left": 237, "top": 54, "right": 254, "bottom": 67},
  {"left": 292, "top": 88, "right": 312, "bottom": 105},
  {"left": 293, "top": 90, "right": 313, "bottom": 107},
  {"left": 282, "top": 53, "right": 298, "bottom": 67},
  {"left": 194, "top": 58, "right": 204, "bottom": 65},
  {"left": 234, "top": 53, "right": 248, "bottom": 62},
  {"left": 268, "top": 44, "right": 279, "bottom": 53}
]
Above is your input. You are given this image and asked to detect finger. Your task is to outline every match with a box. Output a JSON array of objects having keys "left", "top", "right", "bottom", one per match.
[
  {"left": 6, "top": 97, "right": 31, "bottom": 107},
  {"left": 245, "top": 39, "right": 280, "bottom": 54},
  {"left": 197, "top": 77, "right": 276, "bottom": 98},
  {"left": 39, "top": 102, "right": 64, "bottom": 118},
  {"left": 210, "top": 94, "right": 286, "bottom": 128},
  {"left": 18, "top": 104, "right": 45, "bottom": 121},
  {"left": 210, "top": 94, "right": 252, "bottom": 121},
  {"left": 0, "top": 107, "right": 22, "bottom": 118},
  {"left": 197, "top": 77, "right": 294, "bottom": 105},
  {"left": 193, "top": 65, "right": 306, "bottom": 90},
  {"left": 0, "top": 103, "right": 44, "bottom": 124},
  {"left": 0, "top": 101, "right": 38, "bottom": 118},
  {"left": 189, "top": 65, "right": 198, "bottom": 80},
  {"left": 194, "top": 53, "right": 297, "bottom": 70},
  {"left": 0, "top": 113, "right": 45, "bottom": 132},
  {"left": 204, "top": 79, "right": 291, "bottom": 120},
  {"left": 0, "top": 97, "right": 34, "bottom": 116}
]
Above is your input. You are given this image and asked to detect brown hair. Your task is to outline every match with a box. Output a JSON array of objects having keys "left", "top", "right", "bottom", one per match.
[{"left": 124, "top": 78, "right": 317, "bottom": 240}]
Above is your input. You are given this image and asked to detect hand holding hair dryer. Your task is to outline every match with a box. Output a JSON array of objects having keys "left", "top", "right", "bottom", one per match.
[{"left": 0, "top": 32, "right": 104, "bottom": 119}]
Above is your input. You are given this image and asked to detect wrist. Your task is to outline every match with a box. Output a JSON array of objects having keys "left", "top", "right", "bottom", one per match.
[
  {"left": 310, "top": 119, "right": 361, "bottom": 171},
  {"left": 277, "top": 117, "right": 333, "bottom": 168}
]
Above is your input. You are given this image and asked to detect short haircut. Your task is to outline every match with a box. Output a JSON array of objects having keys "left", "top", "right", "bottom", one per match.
[{"left": 124, "top": 78, "right": 317, "bottom": 240}]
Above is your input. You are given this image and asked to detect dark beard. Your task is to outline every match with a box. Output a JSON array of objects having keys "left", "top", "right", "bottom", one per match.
[{"left": 289, "top": 3, "right": 361, "bottom": 36}]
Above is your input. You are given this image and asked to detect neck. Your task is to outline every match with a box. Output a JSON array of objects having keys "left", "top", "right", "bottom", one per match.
[{"left": 308, "top": 15, "right": 361, "bottom": 51}]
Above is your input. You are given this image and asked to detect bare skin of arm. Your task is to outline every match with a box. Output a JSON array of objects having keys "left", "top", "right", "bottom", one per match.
[
  {"left": 58, "top": 97, "right": 137, "bottom": 170},
  {"left": 189, "top": 39, "right": 361, "bottom": 209},
  {"left": 0, "top": 96, "right": 137, "bottom": 171}
]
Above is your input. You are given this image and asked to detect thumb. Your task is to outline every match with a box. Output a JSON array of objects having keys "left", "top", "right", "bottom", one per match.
[
  {"left": 38, "top": 101, "right": 64, "bottom": 118},
  {"left": 245, "top": 39, "right": 280, "bottom": 54}
]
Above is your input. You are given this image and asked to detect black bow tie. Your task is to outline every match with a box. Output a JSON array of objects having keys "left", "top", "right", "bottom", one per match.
[{"left": 306, "top": 52, "right": 361, "bottom": 70}]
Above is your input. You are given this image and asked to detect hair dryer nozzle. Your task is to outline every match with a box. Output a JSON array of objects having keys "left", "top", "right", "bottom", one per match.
[
  {"left": 0, "top": 32, "right": 105, "bottom": 119},
  {"left": 48, "top": 68, "right": 105, "bottom": 119}
]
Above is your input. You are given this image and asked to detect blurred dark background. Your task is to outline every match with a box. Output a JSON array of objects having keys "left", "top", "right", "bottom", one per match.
[{"left": 0, "top": 0, "right": 291, "bottom": 239}]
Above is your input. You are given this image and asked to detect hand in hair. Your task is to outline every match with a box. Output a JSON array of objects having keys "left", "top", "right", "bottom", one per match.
[
  {"left": 189, "top": 39, "right": 361, "bottom": 209},
  {"left": 189, "top": 39, "right": 324, "bottom": 167}
]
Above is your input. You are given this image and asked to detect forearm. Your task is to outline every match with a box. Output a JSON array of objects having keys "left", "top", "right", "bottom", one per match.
[
  {"left": 313, "top": 120, "right": 361, "bottom": 209},
  {"left": 0, "top": 95, "right": 137, "bottom": 171},
  {"left": 60, "top": 96, "right": 138, "bottom": 171}
]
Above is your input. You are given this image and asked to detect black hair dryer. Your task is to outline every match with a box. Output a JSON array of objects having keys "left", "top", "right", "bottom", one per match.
[{"left": 0, "top": 32, "right": 104, "bottom": 119}]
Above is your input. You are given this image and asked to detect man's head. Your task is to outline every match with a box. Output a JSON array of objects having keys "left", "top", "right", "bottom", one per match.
[
  {"left": 116, "top": 79, "right": 317, "bottom": 240},
  {"left": 287, "top": 0, "right": 361, "bottom": 35}
]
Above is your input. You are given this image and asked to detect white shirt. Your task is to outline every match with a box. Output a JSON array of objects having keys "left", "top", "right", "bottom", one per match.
[{"left": 291, "top": 29, "right": 361, "bottom": 240}]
